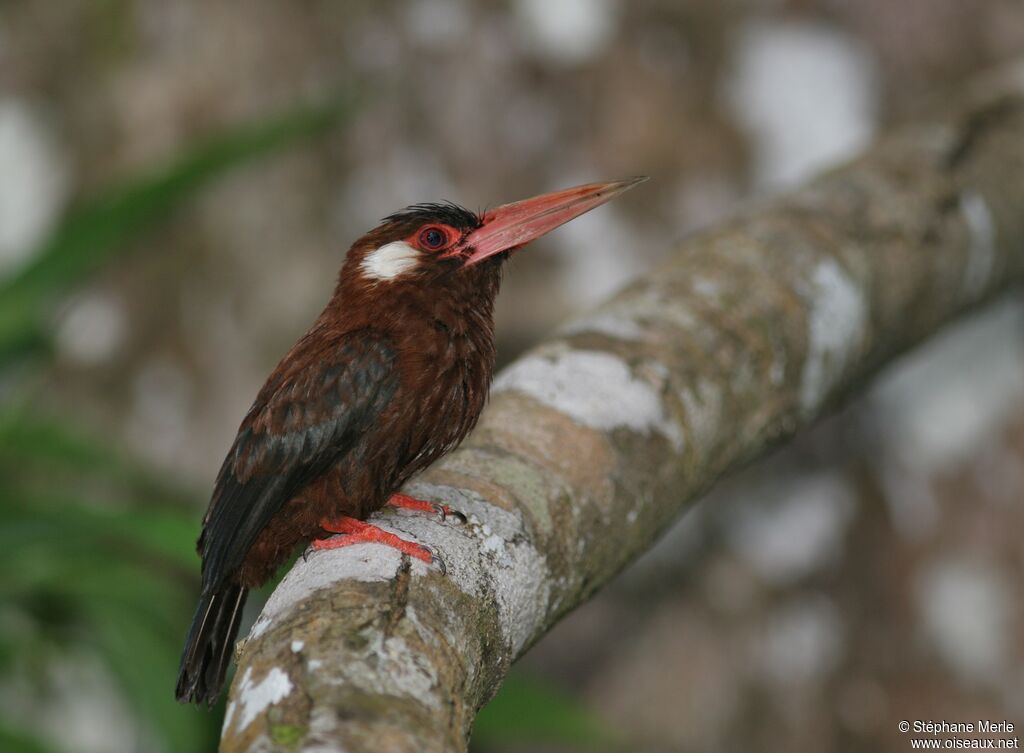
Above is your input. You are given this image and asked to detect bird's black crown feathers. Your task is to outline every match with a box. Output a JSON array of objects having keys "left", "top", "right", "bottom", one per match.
[{"left": 381, "top": 201, "right": 483, "bottom": 232}]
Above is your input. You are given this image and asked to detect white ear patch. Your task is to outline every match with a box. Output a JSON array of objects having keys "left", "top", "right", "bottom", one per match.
[{"left": 361, "top": 241, "right": 420, "bottom": 281}]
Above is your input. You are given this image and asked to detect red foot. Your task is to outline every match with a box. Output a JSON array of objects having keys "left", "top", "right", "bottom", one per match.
[
  {"left": 312, "top": 516, "right": 436, "bottom": 565},
  {"left": 387, "top": 493, "right": 465, "bottom": 523}
]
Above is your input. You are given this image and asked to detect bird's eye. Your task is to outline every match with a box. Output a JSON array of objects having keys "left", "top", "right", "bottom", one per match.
[{"left": 418, "top": 226, "right": 448, "bottom": 250}]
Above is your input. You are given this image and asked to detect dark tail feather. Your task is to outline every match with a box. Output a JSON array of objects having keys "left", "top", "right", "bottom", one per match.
[{"left": 175, "top": 584, "right": 248, "bottom": 705}]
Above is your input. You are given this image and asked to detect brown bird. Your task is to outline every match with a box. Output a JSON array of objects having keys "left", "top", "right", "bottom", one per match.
[{"left": 175, "top": 177, "right": 646, "bottom": 705}]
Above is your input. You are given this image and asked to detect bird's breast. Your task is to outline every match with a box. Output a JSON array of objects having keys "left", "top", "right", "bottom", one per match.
[{"left": 391, "top": 318, "right": 495, "bottom": 477}]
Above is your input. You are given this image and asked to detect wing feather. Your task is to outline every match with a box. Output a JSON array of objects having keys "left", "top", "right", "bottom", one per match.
[{"left": 198, "top": 329, "right": 398, "bottom": 590}]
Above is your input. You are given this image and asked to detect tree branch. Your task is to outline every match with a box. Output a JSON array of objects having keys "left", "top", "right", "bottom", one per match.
[{"left": 220, "top": 61, "right": 1024, "bottom": 753}]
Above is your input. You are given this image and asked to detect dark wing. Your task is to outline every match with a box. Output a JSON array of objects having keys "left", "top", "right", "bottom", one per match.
[{"left": 198, "top": 328, "right": 398, "bottom": 591}]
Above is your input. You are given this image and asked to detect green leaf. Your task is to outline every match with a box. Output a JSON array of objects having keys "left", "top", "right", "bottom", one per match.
[
  {"left": 472, "top": 671, "right": 616, "bottom": 750},
  {"left": 0, "top": 91, "right": 359, "bottom": 362}
]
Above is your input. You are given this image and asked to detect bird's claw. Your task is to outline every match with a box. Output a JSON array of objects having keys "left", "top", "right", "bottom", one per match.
[
  {"left": 430, "top": 501, "right": 467, "bottom": 524},
  {"left": 446, "top": 505, "right": 468, "bottom": 524},
  {"left": 428, "top": 547, "right": 447, "bottom": 575}
]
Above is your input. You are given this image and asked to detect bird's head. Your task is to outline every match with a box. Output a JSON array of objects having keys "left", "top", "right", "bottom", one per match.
[{"left": 339, "top": 177, "right": 647, "bottom": 294}]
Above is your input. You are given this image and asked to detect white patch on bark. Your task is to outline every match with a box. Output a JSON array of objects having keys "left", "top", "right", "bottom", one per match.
[
  {"left": 291, "top": 640, "right": 304, "bottom": 653},
  {"left": 959, "top": 189, "right": 996, "bottom": 299},
  {"left": 245, "top": 490, "right": 552, "bottom": 665},
  {"left": 361, "top": 240, "right": 420, "bottom": 280},
  {"left": 493, "top": 348, "right": 684, "bottom": 450},
  {"left": 233, "top": 666, "right": 293, "bottom": 733},
  {"left": 386, "top": 489, "right": 553, "bottom": 656},
  {"left": 487, "top": 528, "right": 550, "bottom": 655},
  {"left": 799, "top": 260, "right": 866, "bottom": 414},
  {"left": 249, "top": 544, "right": 422, "bottom": 638},
  {"left": 481, "top": 533, "right": 510, "bottom": 563}
]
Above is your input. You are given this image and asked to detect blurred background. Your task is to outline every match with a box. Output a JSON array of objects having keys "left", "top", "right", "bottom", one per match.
[{"left": 1, "top": 1, "right": 1023, "bottom": 752}]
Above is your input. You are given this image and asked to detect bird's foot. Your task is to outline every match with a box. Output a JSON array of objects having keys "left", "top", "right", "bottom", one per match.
[
  {"left": 312, "top": 516, "right": 444, "bottom": 572},
  {"left": 387, "top": 493, "right": 466, "bottom": 524}
]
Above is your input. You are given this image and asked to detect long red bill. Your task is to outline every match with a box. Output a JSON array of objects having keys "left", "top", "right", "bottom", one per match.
[{"left": 461, "top": 177, "right": 648, "bottom": 266}]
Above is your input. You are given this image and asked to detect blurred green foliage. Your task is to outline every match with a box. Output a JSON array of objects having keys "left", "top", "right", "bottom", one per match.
[
  {"left": 0, "top": 410, "right": 219, "bottom": 752},
  {"left": 0, "top": 96, "right": 355, "bottom": 753},
  {"left": 472, "top": 671, "right": 617, "bottom": 751},
  {"left": 0, "top": 88, "right": 608, "bottom": 753}
]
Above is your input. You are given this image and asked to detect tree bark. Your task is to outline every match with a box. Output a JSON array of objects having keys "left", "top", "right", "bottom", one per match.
[{"left": 221, "top": 61, "right": 1024, "bottom": 753}]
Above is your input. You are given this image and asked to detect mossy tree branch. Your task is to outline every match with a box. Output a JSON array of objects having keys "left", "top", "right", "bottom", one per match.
[{"left": 220, "top": 62, "right": 1024, "bottom": 753}]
